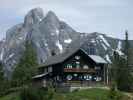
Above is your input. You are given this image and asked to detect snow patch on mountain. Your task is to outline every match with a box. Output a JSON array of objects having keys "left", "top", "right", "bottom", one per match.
[
  {"left": 99, "top": 35, "right": 110, "bottom": 47},
  {"left": 115, "top": 49, "right": 124, "bottom": 56},
  {"left": 115, "top": 41, "right": 124, "bottom": 55},
  {"left": 105, "top": 54, "right": 111, "bottom": 63},
  {"left": 117, "top": 41, "right": 122, "bottom": 50},
  {"left": 36, "top": 42, "right": 41, "bottom": 48},
  {"left": 51, "top": 33, "right": 55, "bottom": 36},
  {"left": 8, "top": 53, "right": 15, "bottom": 59},
  {"left": 56, "top": 40, "right": 63, "bottom": 53},
  {"left": 44, "top": 43, "right": 48, "bottom": 46},
  {"left": 0, "top": 48, "right": 4, "bottom": 60},
  {"left": 102, "top": 43, "right": 107, "bottom": 50},
  {"left": 4, "top": 53, "right": 15, "bottom": 62},
  {"left": 90, "top": 39, "right": 96, "bottom": 43},
  {"left": 18, "top": 37, "right": 24, "bottom": 40},
  {"left": 56, "top": 29, "right": 59, "bottom": 35},
  {"left": 64, "top": 39, "right": 72, "bottom": 44},
  {"left": 39, "top": 18, "right": 42, "bottom": 22}
]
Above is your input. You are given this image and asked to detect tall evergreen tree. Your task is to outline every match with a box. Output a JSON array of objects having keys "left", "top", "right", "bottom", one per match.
[
  {"left": 121, "top": 30, "right": 133, "bottom": 91},
  {"left": 111, "top": 30, "right": 132, "bottom": 91},
  {"left": 12, "top": 40, "right": 38, "bottom": 86},
  {"left": 0, "top": 62, "right": 5, "bottom": 95},
  {"left": 0, "top": 62, "right": 4, "bottom": 81},
  {"left": 124, "top": 30, "right": 129, "bottom": 67}
]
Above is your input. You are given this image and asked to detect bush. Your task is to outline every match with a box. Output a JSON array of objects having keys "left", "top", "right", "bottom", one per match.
[
  {"left": 108, "top": 84, "right": 122, "bottom": 100},
  {"left": 0, "top": 80, "right": 11, "bottom": 96},
  {"left": 47, "top": 87, "right": 55, "bottom": 100},
  {"left": 19, "top": 87, "right": 47, "bottom": 100}
]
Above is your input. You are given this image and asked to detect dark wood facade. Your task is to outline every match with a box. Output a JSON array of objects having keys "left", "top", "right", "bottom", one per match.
[{"left": 33, "top": 49, "right": 108, "bottom": 87}]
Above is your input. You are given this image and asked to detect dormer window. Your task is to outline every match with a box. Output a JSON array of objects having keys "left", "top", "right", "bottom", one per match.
[
  {"left": 66, "top": 64, "right": 72, "bottom": 68},
  {"left": 75, "top": 56, "right": 80, "bottom": 60},
  {"left": 83, "top": 65, "right": 89, "bottom": 69},
  {"left": 76, "top": 61, "right": 80, "bottom": 69},
  {"left": 76, "top": 61, "right": 80, "bottom": 64},
  {"left": 88, "top": 45, "right": 96, "bottom": 55},
  {"left": 94, "top": 66, "right": 101, "bottom": 70}
]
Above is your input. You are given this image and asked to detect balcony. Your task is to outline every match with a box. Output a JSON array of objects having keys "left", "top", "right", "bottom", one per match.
[{"left": 64, "top": 68, "right": 96, "bottom": 73}]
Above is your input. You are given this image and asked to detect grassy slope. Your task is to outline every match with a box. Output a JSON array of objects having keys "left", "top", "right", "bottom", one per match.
[
  {"left": 0, "top": 88, "right": 130, "bottom": 100},
  {"left": 55, "top": 88, "right": 129, "bottom": 100},
  {"left": 66, "top": 88, "right": 109, "bottom": 100},
  {"left": 0, "top": 93, "right": 20, "bottom": 100}
]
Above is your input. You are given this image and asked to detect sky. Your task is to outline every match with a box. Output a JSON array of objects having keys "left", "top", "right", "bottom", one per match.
[{"left": 0, "top": 0, "right": 133, "bottom": 40}]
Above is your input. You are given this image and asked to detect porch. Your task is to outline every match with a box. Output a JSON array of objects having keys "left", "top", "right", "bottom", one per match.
[{"left": 54, "top": 81, "right": 107, "bottom": 92}]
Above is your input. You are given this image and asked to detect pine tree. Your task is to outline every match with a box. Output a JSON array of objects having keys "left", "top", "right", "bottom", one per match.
[
  {"left": 0, "top": 62, "right": 4, "bottom": 81},
  {"left": 12, "top": 40, "right": 38, "bottom": 86},
  {"left": 111, "top": 51, "right": 120, "bottom": 89},
  {"left": 111, "top": 30, "right": 133, "bottom": 91},
  {"left": 120, "top": 30, "right": 133, "bottom": 91},
  {"left": 0, "top": 62, "right": 5, "bottom": 95}
]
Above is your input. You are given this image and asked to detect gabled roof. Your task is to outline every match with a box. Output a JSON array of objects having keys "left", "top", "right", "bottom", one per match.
[
  {"left": 32, "top": 72, "right": 48, "bottom": 79},
  {"left": 39, "top": 38, "right": 84, "bottom": 67},
  {"left": 38, "top": 37, "right": 107, "bottom": 68},
  {"left": 80, "top": 49, "right": 107, "bottom": 64},
  {"left": 88, "top": 55, "right": 107, "bottom": 64}
]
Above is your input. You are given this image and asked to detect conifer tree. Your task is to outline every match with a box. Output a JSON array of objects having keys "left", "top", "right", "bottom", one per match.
[
  {"left": 111, "top": 30, "right": 132, "bottom": 91},
  {"left": 0, "top": 62, "right": 5, "bottom": 95},
  {"left": 120, "top": 30, "right": 133, "bottom": 91},
  {"left": 12, "top": 40, "right": 38, "bottom": 86},
  {"left": 0, "top": 62, "right": 4, "bottom": 81}
]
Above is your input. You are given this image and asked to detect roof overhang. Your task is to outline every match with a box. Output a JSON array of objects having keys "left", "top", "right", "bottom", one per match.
[
  {"left": 80, "top": 49, "right": 107, "bottom": 64},
  {"left": 88, "top": 55, "right": 107, "bottom": 64},
  {"left": 32, "top": 72, "right": 49, "bottom": 79}
]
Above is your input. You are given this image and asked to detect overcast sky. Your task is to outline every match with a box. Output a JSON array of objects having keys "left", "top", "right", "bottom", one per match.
[{"left": 0, "top": 0, "right": 133, "bottom": 40}]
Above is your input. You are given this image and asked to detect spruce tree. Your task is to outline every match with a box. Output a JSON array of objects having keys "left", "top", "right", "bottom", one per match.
[
  {"left": 111, "top": 51, "right": 120, "bottom": 89},
  {"left": 12, "top": 40, "right": 38, "bottom": 86},
  {"left": 111, "top": 30, "right": 132, "bottom": 91},
  {"left": 120, "top": 30, "right": 133, "bottom": 91},
  {"left": 0, "top": 62, "right": 4, "bottom": 81},
  {"left": 0, "top": 62, "right": 5, "bottom": 95}
]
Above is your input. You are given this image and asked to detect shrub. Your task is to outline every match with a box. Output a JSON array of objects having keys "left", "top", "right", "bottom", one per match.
[
  {"left": 108, "top": 84, "right": 122, "bottom": 100},
  {"left": 19, "top": 87, "right": 47, "bottom": 100}
]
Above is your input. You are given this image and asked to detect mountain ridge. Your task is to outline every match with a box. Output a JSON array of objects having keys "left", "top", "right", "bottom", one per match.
[{"left": 0, "top": 8, "right": 132, "bottom": 77}]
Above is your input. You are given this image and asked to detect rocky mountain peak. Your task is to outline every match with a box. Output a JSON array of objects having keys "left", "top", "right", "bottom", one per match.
[
  {"left": 24, "top": 7, "right": 44, "bottom": 29},
  {"left": 0, "top": 8, "right": 80, "bottom": 77},
  {"left": 46, "top": 11, "right": 58, "bottom": 19},
  {"left": 42, "top": 11, "right": 60, "bottom": 26}
]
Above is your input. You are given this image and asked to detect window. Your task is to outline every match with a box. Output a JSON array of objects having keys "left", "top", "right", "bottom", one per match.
[
  {"left": 44, "top": 68, "right": 47, "bottom": 73},
  {"left": 66, "top": 64, "right": 72, "bottom": 68},
  {"left": 75, "top": 56, "right": 80, "bottom": 60},
  {"left": 48, "top": 67, "right": 52, "bottom": 72},
  {"left": 83, "top": 65, "right": 89, "bottom": 69},
  {"left": 66, "top": 75, "right": 73, "bottom": 80},
  {"left": 88, "top": 46, "right": 96, "bottom": 55},
  {"left": 83, "top": 74, "right": 92, "bottom": 80},
  {"left": 94, "top": 76, "right": 102, "bottom": 82},
  {"left": 76, "top": 61, "right": 80, "bottom": 69},
  {"left": 94, "top": 66, "right": 101, "bottom": 70},
  {"left": 74, "top": 74, "right": 78, "bottom": 77}
]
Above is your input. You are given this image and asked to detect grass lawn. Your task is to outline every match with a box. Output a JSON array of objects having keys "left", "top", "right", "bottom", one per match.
[
  {"left": 66, "top": 88, "right": 109, "bottom": 100},
  {"left": 0, "top": 93, "right": 20, "bottom": 100},
  {"left": 0, "top": 88, "right": 130, "bottom": 100},
  {"left": 52, "top": 88, "right": 130, "bottom": 100}
]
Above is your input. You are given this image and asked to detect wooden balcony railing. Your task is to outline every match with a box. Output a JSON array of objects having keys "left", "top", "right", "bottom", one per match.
[{"left": 64, "top": 68, "right": 96, "bottom": 73}]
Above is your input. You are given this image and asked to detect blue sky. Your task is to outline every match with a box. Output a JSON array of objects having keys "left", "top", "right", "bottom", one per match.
[{"left": 0, "top": 0, "right": 133, "bottom": 40}]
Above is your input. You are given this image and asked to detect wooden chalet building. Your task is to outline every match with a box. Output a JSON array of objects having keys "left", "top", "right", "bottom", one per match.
[{"left": 33, "top": 40, "right": 108, "bottom": 88}]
